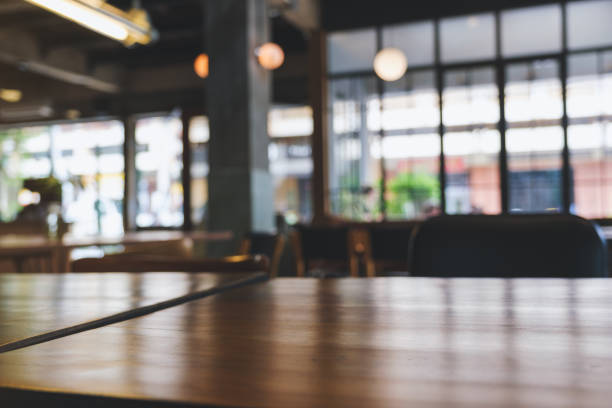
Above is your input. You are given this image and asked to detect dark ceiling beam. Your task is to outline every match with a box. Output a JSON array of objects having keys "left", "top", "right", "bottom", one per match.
[{"left": 0, "top": 29, "right": 122, "bottom": 93}]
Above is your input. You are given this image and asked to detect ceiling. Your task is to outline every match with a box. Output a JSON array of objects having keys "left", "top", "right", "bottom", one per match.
[{"left": 0, "top": 0, "right": 563, "bottom": 124}]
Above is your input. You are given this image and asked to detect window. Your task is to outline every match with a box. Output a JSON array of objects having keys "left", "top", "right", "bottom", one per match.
[
  {"left": 189, "top": 116, "right": 208, "bottom": 227},
  {"left": 327, "top": 2, "right": 612, "bottom": 221},
  {"left": 443, "top": 67, "right": 501, "bottom": 214},
  {"left": 505, "top": 60, "right": 563, "bottom": 213},
  {"left": 567, "top": 0, "right": 612, "bottom": 50},
  {"left": 52, "top": 121, "right": 124, "bottom": 236},
  {"left": 383, "top": 70, "right": 440, "bottom": 219},
  {"left": 501, "top": 5, "right": 562, "bottom": 57},
  {"left": 268, "top": 106, "right": 313, "bottom": 224},
  {"left": 328, "top": 77, "right": 381, "bottom": 220},
  {"left": 440, "top": 13, "right": 495, "bottom": 63},
  {"left": 382, "top": 21, "right": 434, "bottom": 67},
  {"left": 328, "top": 29, "right": 377, "bottom": 74},
  {"left": 567, "top": 51, "right": 612, "bottom": 218},
  {"left": 135, "top": 116, "right": 183, "bottom": 228}
]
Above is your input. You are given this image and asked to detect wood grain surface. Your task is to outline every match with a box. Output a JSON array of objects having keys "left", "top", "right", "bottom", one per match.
[
  {"left": 1, "top": 278, "right": 611, "bottom": 407},
  {"left": 0, "top": 272, "right": 266, "bottom": 351}
]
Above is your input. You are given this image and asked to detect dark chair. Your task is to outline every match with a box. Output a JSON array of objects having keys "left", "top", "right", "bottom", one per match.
[
  {"left": 71, "top": 254, "right": 269, "bottom": 274},
  {"left": 408, "top": 214, "right": 607, "bottom": 278},
  {"left": 291, "top": 224, "right": 359, "bottom": 277},
  {"left": 238, "top": 232, "right": 285, "bottom": 278},
  {"left": 360, "top": 223, "right": 416, "bottom": 276}
]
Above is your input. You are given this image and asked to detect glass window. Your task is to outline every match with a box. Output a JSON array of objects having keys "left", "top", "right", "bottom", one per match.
[
  {"left": 381, "top": 134, "right": 441, "bottom": 219},
  {"left": 135, "top": 116, "right": 183, "bottom": 228},
  {"left": 268, "top": 106, "right": 314, "bottom": 224},
  {"left": 382, "top": 70, "right": 439, "bottom": 131},
  {"left": 443, "top": 66, "right": 500, "bottom": 214},
  {"left": 501, "top": 5, "right": 562, "bottom": 57},
  {"left": 0, "top": 127, "right": 52, "bottom": 221},
  {"left": 189, "top": 116, "right": 208, "bottom": 227},
  {"left": 382, "top": 21, "right": 435, "bottom": 67},
  {"left": 567, "top": 51, "right": 612, "bottom": 218},
  {"left": 506, "top": 60, "right": 563, "bottom": 213},
  {"left": 328, "top": 29, "right": 377, "bottom": 74},
  {"left": 568, "top": 0, "right": 612, "bottom": 50},
  {"left": 440, "top": 13, "right": 495, "bottom": 63},
  {"left": 328, "top": 77, "right": 381, "bottom": 220},
  {"left": 52, "top": 121, "right": 124, "bottom": 236}
]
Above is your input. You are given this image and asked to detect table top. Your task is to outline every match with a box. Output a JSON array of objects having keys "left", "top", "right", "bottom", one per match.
[
  {"left": 0, "top": 272, "right": 265, "bottom": 352},
  {"left": 1, "top": 277, "right": 611, "bottom": 408},
  {"left": 0, "top": 230, "right": 232, "bottom": 254}
]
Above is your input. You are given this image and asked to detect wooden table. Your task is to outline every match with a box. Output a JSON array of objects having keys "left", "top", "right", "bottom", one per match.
[
  {"left": 0, "top": 272, "right": 266, "bottom": 352},
  {"left": 1, "top": 277, "right": 611, "bottom": 407},
  {"left": 0, "top": 230, "right": 233, "bottom": 272}
]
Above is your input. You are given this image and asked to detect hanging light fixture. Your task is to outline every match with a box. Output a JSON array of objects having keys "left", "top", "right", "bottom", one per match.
[
  {"left": 255, "top": 42, "right": 285, "bottom": 70},
  {"left": 194, "top": 53, "right": 209, "bottom": 78},
  {"left": 0, "top": 89, "right": 22, "bottom": 103},
  {"left": 24, "top": 0, "right": 158, "bottom": 46},
  {"left": 373, "top": 48, "right": 408, "bottom": 82}
]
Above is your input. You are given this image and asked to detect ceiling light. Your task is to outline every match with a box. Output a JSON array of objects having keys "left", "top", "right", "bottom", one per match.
[
  {"left": 374, "top": 48, "right": 408, "bottom": 82},
  {"left": 255, "top": 43, "right": 285, "bottom": 70},
  {"left": 194, "top": 53, "right": 209, "bottom": 79},
  {"left": 0, "top": 89, "right": 22, "bottom": 103},
  {"left": 24, "top": 0, "right": 158, "bottom": 46}
]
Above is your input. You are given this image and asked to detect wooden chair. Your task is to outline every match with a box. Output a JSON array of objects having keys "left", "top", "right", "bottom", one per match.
[
  {"left": 71, "top": 254, "right": 269, "bottom": 274},
  {"left": 290, "top": 224, "right": 360, "bottom": 277},
  {"left": 408, "top": 214, "right": 608, "bottom": 278},
  {"left": 238, "top": 232, "right": 285, "bottom": 278}
]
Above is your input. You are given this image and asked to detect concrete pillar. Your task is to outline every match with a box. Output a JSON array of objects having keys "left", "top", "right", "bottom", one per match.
[{"left": 205, "top": 0, "right": 274, "bottom": 254}]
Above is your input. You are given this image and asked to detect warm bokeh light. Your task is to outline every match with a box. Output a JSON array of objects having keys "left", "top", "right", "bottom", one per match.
[
  {"left": 373, "top": 48, "right": 408, "bottom": 82},
  {"left": 194, "top": 53, "right": 209, "bottom": 78},
  {"left": 0, "top": 89, "right": 23, "bottom": 103},
  {"left": 255, "top": 42, "right": 285, "bottom": 70}
]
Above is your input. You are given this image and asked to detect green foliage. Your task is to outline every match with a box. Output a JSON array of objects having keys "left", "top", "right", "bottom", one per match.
[{"left": 386, "top": 172, "right": 440, "bottom": 217}]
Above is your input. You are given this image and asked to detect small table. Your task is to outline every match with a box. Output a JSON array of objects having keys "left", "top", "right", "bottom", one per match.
[
  {"left": 1, "top": 277, "right": 611, "bottom": 407},
  {"left": 0, "top": 230, "right": 233, "bottom": 272}
]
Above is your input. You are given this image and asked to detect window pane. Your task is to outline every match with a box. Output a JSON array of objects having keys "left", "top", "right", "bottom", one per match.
[
  {"left": 135, "top": 116, "right": 183, "bottom": 228},
  {"left": 268, "top": 106, "right": 313, "bottom": 224},
  {"left": 569, "top": 123, "right": 612, "bottom": 218},
  {"left": 189, "top": 116, "right": 208, "bottom": 227},
  {"left": 382, "top": 134, "right": 440, "bottom": 219},
  {"left": 501, "top": 5, "right": 561, "bottom": 57},
  {"left": 52, "top": 121, "right": 124, "bottom": 236},
  {"left": 440, "top": 13, "right": 495, "bottom": 63},
  {"left": 328, "top": 29, "right": 377, "bottom": 74},
  {"left": 568, "top": 51, "right": 612, "bottom": 218},
  {"left": 268, "top": 106, "right": 313, "bottom": 138},
  {"left": 0, "top": 127, "right": 52, "bottom": 221},
  {"left": 383, "top": 70, "right": 438, "bottom": 131},
  {"left": 568, "top": 0, "right": 612, "bottom": 50},
  {"left": 444, "top": 130, "right": 501, "bottom": 215},
  {"left": 443, "top": 67, "right": 498, "bottom": 126},
  {"left": 506, "top": 126, "right": 564, "bottom": 213},
  {"left": 505, "top": 60, "right": 562, "bottom": 122},
  {"left": 269, "top": 141, "right": 313, "bottom": 224},
  {"left": 443, "top": 66, "right": 500, "bottom": 214},
  {"left": 328, "top": 77, "right": 381, "bottom": 220},
  {"left": 382, "top": 21, "right": 434, "bottom": 67}
]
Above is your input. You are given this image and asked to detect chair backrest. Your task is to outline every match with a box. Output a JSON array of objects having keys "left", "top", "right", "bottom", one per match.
[
  {"left": 291, "top": 225, "right": 358, "bottom": 277},
  {"left": 409, "top": 214, "right": 607, "bottom": 278},
  {"left": 363, "top": 223, "right": 416, "bottom": 276},
  {"left": 71, "top": 254, "right": 269, "bottom": 274},
  {"left": 239, "top": 232, "right": 285, "bottom": 278}
]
